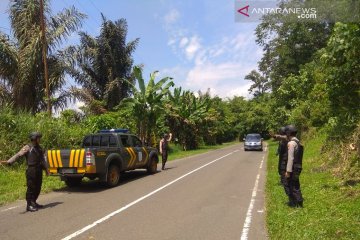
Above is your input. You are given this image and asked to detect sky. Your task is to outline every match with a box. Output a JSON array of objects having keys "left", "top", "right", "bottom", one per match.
[{"left": 0, "top": 0, "right": 263, "bottom": 101}]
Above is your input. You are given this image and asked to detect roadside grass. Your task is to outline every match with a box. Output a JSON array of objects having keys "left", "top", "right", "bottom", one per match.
[
  {"left": 0, "top": 141, "right": 239, "bottom": 206},
  {"left": 266, "top": 134, "right": 360, "bottom": 239},
  {"left": 0, "top": 164, "right": 65, "bottom": 206}
]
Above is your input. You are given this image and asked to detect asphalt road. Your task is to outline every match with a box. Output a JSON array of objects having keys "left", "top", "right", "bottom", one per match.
[{"left": 0, "top": 143, "right": 268, "bottom": 240}]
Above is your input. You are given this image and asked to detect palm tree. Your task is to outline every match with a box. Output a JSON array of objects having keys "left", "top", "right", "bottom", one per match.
[
  {"left": 0, "top": 0, "right": 85, "bottom": 113},
  {"left": 64, "top": 15, "right": 139, "bottom": 112},
  {"left": 245, "top": 70, "right": 271, "bottom": 97},
  {"left": 121, "top": 66, "right": 174, "bottom": 144}
]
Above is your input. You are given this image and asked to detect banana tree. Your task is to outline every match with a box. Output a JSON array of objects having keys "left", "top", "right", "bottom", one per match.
[
  {"left": 165, "top": 87, "right": 212, "bottom": 150},
  {"left": 120, "top": 66, "right": 174, "bottom": 144}
]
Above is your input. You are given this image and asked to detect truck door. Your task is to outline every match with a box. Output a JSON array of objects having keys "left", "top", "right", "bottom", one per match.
[
  {"left": 120, "top": 135, "right": 136, "bottom": 169},
  {"left": 130, "top": 135, "right": 147, "bottom": 167}
]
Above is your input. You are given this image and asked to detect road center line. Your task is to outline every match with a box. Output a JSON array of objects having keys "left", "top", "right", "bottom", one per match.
[
  {"left": 240, "top": 155, "right": 265, "bottom": 240},
  {"left": 1, "top": 206, "right": 19, "bottom": 212},
  {"left": 62, "top": 150, "right": 237, "bottom": 240}
]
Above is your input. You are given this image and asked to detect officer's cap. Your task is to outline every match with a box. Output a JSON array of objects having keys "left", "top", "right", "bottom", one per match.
[{"left": 29, "top": 132, "right": 42, "bottom": 140}]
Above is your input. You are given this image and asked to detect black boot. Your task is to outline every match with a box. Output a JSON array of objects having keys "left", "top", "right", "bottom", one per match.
[
  {"left": 26, "top": 204, "right": 38, "bottom": 212},
  {"left": 296, "top": 201, "right": 303, "bottom": 208},
  {"left": 287, "top": 201, "right": 296, "bottom": 208},
  {"left": 287, "top": 197, "right": 296, "bottom": 208}
]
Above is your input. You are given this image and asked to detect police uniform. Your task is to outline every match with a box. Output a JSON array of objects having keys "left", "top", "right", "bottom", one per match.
[
  {"left": 278, "top": 138, "right": 288, "bottom": 186},
  {"left": 285, "top": 136, "right": 304, "bottom": 207},
  {"left": 160, "top": 133, "right": 172, "bottom": 170},
  {"left": 160, "top": 138, "right": 168, "bottom": 170},
  {"left": 6, "top": 133, "right": 48, "bottom": 211}
]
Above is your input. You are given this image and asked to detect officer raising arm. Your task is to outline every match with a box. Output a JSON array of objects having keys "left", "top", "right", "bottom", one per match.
[
  {"left": 1, "top": 132, "right": 49, "bottom": 212},
  {"left": 159, "top": 133, "right": 172, "bottom": 170}
]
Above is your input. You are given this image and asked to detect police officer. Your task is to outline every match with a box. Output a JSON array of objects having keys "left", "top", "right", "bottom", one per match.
[
  {"left": 274, "top": 127, "right": 288, "bottom": 186},
  {"left": 284, "top": 125, "right": 304, "bottom": 207},
  {"left": 159, "top": 133, "right": 172, "bottom": 170},
  {"left": 0, "top": 132, "right": 49, "bottom": 212}
]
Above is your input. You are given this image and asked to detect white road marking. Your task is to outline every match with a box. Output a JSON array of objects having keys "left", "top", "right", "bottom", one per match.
[
  {"left": 62, "top": 151, "right": 237, "bottom": 240},
  {"left": 1, "top": 206, "right": 19, "bottom": 212},
  {"left": 240, "top": 155, "right": 265, "bottom": 240}
]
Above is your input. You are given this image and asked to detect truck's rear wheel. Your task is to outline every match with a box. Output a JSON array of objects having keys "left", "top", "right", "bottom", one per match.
[
  {"left": 65, "top": 177, "right": 82, "bottom": 187},
  {"left": 147, "top": 156, "right": 158, "bottom": 174},
  {"left": 106, "top": 164, "right": 120, "bottom": 187}
]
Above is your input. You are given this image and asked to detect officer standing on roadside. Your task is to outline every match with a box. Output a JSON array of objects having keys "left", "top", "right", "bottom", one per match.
[
  {"left": 284, "top": 125, "right": 304, "bottom": 207},
  {"left": 274, "top": 127, "right": 288, "bottom": 187},
  {"left": 0, "top": 132, "right": 49, "bottom": 212},
  {"left": 159, "top": 133, "right": 172, "bottom": 170}
]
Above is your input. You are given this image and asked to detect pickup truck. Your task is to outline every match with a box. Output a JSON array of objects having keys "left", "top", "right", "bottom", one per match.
[{"left": 46, "top": 129, "right": 159, "bottom": 187}]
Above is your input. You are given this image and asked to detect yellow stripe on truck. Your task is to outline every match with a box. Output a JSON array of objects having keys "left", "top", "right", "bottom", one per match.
[
  {"left": 79, "top": 149, "right": 85, "bottom": 167},
  {"left": 52, "top": 150, "right": 58, "bottom": 168},
  {"left": 130, "top": 148, "right": 136, "bottom": 166},
  {"left": 47, "top": 150, "right": 54, "bottom": 168},
  {"left": 143, "top": 147, "right": 149, "bottom": 164},
  {"left": 69, "top": 149, "right": 75, "bottom": 167},
  {"left": 74, "top": 149, "right": 80, "bottom": 167},
  {"left": 56, "top": 150, "right": 62, "bottom": 167},
  {"left": 77, "top": 167, "right": 86, "bottom": 173},
  {"left": 126, "top": 148, "right": 134, "bottom": 167}
]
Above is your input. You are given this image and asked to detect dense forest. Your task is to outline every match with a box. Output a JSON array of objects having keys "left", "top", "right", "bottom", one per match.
[{"left": 0, "top": 0, "right": 359, "bottom": 181}]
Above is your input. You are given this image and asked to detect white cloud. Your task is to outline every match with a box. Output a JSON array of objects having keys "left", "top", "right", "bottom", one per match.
[
  {"left": 185, "top": 61, "right": 254, "bottom": 97},
  {"left": 185, "top": 36, "right": 201, "bottom": 60},
  {"left": 162, "top": 17, "right": 261, "bottom": 98},
  {"left": 226, "top": 83, "right": 252, "bottom": 99},
  {"left": 164, "top": 9, "right": 180, "bottom": 25},
  {"left": 179, "top": 37, "right": 189, "bottom": 48}
]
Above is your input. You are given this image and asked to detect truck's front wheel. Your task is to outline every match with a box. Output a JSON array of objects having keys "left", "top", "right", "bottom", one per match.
[
  {"left": 106, "top": 164, "right": 120, "bottom": 187},
  {"left": 65, "top": 177, "right": 82, "bottom": 187}
]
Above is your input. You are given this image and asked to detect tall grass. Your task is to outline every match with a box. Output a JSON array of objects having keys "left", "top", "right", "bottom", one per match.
[{"left": 266, "top": 132, "right": 360, "bottom": 239}]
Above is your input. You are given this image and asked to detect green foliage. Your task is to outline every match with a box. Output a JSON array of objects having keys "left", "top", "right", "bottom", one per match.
[
  {"left": 245, "top": 70, "right": 270, "bottom": 97},
  {"left": 64, "top": 16, "right": 139, "bottom": 112},
  {"left": 321, "top": 23, "right": 360, "bottom": 137},
  {"left": 0, "top": 0, "right": 85, "bottom": 113},
  {"left": 120, "top": 66, "right": 174, "bottom": 144},
  {"left": 165, "top": 88, "right": 216, "bottom": 150}
]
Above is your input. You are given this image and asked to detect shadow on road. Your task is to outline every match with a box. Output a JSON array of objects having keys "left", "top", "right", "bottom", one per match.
[
  {"left": 42, "top": 201, "right": 63, "bottom": 209},
  {"left": 54, "top": 169, "right": 155, "bottom": 193}
]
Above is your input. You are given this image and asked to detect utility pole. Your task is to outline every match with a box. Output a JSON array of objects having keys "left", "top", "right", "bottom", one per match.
[{"left": 39, "top": 0, "right": 51, "bottom": 115}]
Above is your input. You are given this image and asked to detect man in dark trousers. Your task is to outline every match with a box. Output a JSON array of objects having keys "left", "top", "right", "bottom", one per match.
[
  {"left": 284, "top": 125, "right": 304, "bottom": 208},
  {"left": 0, "top": 132, "right": 49, "bottom": 212},
  {"left": 159, "top": 133, "right": 172, "bottom": 170},
  {"left": 274, "top": 127, "right": 288, "bottom": 186}
]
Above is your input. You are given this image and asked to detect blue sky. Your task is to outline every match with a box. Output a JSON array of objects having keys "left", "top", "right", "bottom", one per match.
[{"left": 0, "top": 0, "right": 263, "bottom": 99}]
